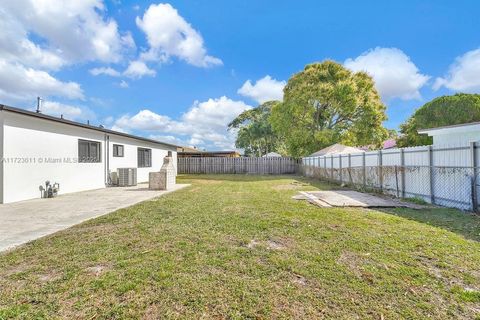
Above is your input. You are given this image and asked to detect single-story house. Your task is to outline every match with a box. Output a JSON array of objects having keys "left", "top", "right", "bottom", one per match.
[
  {"left": 418, "top": 122, "right": 480, "bottom": 146},
  {"left": 309, "top": 143, "right": 364, "bottom": 157},
  {"left": 0, "top": 104, "right": 178, "bottom": 204}
]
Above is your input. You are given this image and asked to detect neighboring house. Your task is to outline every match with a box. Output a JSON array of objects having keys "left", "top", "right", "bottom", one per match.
[
  {"left": 309, "top": 143, "right": 364, "bottom": 157},
  {"left": 177, "top": 147, "right": 240, "bottom": 158},
  {"left": 262, "top": 152, "right": 282, "bottom": 157},
  {"left": 382, "top": 139, "right": 397, "bottom": 149},
  {"left": 177, "top": 146, "right": 204, "bottom": 154},
  {"left": 0, "top": 104, "right": 178, "bottom": 204},
  {"left": 418, "top": 122, "right": 480, "bottom": 146},
  {"left": 358, "top": 139, "right": 397, "bottom": 151}
]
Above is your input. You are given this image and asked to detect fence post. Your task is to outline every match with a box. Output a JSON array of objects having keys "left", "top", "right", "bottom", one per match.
[
  {"left": 348, "top": 153, "right": 352, "bottom": 184},
  {"left": 324, "top": 156, "right": 327, "bottom": 179},
  {"left": 471, "top": 142, "right": 478, "bottom": 212},
  {"left": 400, "top": 148, "right": 405, "bottom": 198},
  {"left": 362, "top": 152, "right": 366, "bottom": 188},
  {"left": 339, "top": 154, "right": 343, "bottom": 184},
  {"left": 330, "top": 155, "right": 334, "bottom": 181},
  {"left": 378, "top": 150, "right": 383, "bottom": 192},
  {"left": 428, "top": 146, "right": 435, "bottom": 204}
]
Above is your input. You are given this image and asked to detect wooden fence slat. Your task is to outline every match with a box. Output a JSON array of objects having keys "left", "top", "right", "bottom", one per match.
[{"left": 177, "top": 157, "right": 299, "bottom": 175}]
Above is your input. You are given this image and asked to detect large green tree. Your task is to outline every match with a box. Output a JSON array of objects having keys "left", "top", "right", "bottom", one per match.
[
  {"left": 397, "top": 93, "right": 480, "bottom": 147},
  {"left": 228, "top": 101, "right": 281, "bottom": 156},
  {"left": 270, "top": 61, "right": 388, "bottom": 157}
]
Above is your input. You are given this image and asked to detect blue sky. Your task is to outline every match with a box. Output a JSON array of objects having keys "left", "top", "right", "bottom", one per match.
[{"left": 1, "top": 1, "right": 480, "bottom": 150}]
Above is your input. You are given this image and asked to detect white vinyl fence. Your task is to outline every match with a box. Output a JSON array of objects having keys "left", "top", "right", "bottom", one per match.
[
  {"left": 178, "top": 157, "right": 299, "bottom": 175},
  {"left": 302, "top": 142, "right": 480, "bottom": 211}
]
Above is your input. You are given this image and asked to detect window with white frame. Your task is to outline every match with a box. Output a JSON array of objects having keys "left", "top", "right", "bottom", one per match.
[
  {"left": 137, "top": 148, "right": 152, "bottom": 167},
  {"left": 78, "top": 139, "right": 101, "bottom": 163},
  {"left": 113, "top": 144, "right": 124, "bottom": 157}
]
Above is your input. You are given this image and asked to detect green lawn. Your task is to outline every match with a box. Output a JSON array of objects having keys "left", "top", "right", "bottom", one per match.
[{"left": 1, "top": 175, "right": 479, "bottom": 319}]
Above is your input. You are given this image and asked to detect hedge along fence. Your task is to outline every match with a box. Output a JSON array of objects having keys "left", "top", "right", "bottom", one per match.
[
  {"left": 302, "top": 142, "right": 480, "bottom": 212},
  {"left": 178, "top": 157, "right": 300, "bottom": 175}
]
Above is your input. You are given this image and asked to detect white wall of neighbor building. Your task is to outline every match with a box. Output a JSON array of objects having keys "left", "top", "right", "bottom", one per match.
[
  {"left": 420, "top": 124, "right": 480, "bottom": 146},
  {"left": 429, "top": 131, "right": 480, "bottom": 146},
  {"left": 0, "top": 111, "right": 177, "bottom": 203}
]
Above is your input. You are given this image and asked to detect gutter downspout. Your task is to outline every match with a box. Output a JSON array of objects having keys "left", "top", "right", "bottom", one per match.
[{"left": 104, "top": 134, "right": 110, "bottom": 186}]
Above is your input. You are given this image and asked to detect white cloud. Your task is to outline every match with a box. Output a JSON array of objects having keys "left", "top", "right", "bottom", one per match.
[
  {"left": 110, "top": 125, "right": 128, "bottom": 133},
  {"left": 0, "top": 1, "right": 132, "bottom": 66},
  {"left": 0, "top": 60, "right": 84, "bottom": 103},
  {"left": 0, "top": 0, "right": 135, "bottom": 104},
  {"left": 123, "top": 60, "right": 156, "bottom": 79},
  {"left": 118, "top": 80, "right": 129, "bottom": 88},
  {"left": 115, "top": 109, "right": 171, "bottom": 131},
  {"left": 136, "top": 3, "right": 222, "bottom": 68},
  {"left": 238, "top": 75, "right": 286, "bottom": 104},
  {"left": 89, "top": 67, "right": 121, "bottom": 77},
  {"left": 35, "top": 101, "right": 95, "bottom": 121},
  {"left": 344, "top": 47, "right": 430, "bottom": 100},
  {"left": 0, "top": 10, "right": 66, "bottom": 70},
  {"left": 113, "top": 96, "right": 251, "bottom": 149},
  {"left": 433, "top": 48, "right": 480, "bottom": 93},
  {"left": 90, "top": 62, "right": 156, "bottom": 80},
  {"left": 148, "top": 135, "right": 187, "bottom": 146}
]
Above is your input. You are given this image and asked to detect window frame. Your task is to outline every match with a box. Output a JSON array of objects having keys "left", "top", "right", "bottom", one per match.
[
  {"left": 137, "top": 147, "right": 152, "bottom": 168},
  {"left": 78, "top": 139, "right": 101, "bottom": 163},
  {"left": 112, "top": 144, "right": 124, "bottom": 157}
]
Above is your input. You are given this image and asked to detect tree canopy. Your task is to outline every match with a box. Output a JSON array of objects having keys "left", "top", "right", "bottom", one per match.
[
  {"left": 397, "top": 94, "right": 480, "bottom": 147},
  {"left": 269, "top": 61, "right": 388, "bottom": 157},
  {"left": 228, "top": 101, "right": 282, "bottom": 157}
]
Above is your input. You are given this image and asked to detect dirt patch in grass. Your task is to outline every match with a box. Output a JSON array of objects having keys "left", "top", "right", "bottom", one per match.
[
  {"left": 266, "top": 239, "right": 288, "bottom": 250},
  {"left": 272, "top": 181, "right": 309, "bottom": 190},
  {"left": 143, "top": 304, "right": 161, "bottom": 320},
  {"left": 245, "top": 238, "right": 291, "bottom": 250},
  {"left": 292, "top": 273, "right": 308, "bottom": 286},
  {"left": 37, "top": 271, "right": 62, "bottom": 282},
  {"left": 337, "top": 251, "right": 374, "bottom": 281},
  {"left": 246, "top": 239, "right": 261, "bottom": 249},
  {"left": 85, "top": 264, "right": 109, "bottom": 277}
]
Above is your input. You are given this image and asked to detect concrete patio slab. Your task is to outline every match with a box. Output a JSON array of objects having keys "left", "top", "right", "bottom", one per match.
[
  {"left": 294, "top": 190, "right": 424, "bottom": 209},
  {"left": 0, "top": 183, "right": 189, "bottom": 253}
]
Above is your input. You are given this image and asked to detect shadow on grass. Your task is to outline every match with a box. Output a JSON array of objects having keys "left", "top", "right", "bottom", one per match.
[
  {"left": 178, "top": 173, "right": 344, "bottom": 188},
  {"left": 178, "top": 174, "right": 480, "bottom": 241},
  {"left": 177, "top": 173, "right": 302, "bottom": 183},
  {"left": 379, "top": 207, "right": 480, "bottom": 242}
]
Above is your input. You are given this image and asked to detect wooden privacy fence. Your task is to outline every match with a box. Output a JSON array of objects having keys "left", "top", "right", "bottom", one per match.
[{"left": 178, "top": 157, "right": 299, "bottom": 174}]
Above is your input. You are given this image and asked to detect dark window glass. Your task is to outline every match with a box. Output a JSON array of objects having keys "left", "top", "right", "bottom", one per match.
[
  {"left": 137, "top": 148, "right": 152, "bottom": 167},
  {"left": 78, "top": 140, "right": 101, "bottom": 163},
  {"left": 113, "top": 144, "right": 124, "bottom": 157}
]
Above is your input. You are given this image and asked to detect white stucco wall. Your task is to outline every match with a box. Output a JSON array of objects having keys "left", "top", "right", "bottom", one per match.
[
  {"left": 108, "top": 134, "right": 177, "bottom": 183},
  {"left": 420, "top": 123, "right": 480, "bottom": 146},
  {"left": 0, "top": 112, "right": 4, "bottom": 204},
  {"left": 0, "top": 111, "right": 177, "bottom": 203},
  {"left": 431, "top": 131, "right": 480, "bottom": 146},
  {"left": 2, "top": 112, "right": 105, "bottom": 203}
]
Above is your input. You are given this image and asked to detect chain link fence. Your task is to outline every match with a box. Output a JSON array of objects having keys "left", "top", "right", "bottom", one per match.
[{"left": 302, "top": 163, "right": 479, "bottom": 211}]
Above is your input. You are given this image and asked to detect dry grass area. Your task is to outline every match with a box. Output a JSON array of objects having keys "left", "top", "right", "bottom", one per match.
[{"left": 0, "top": 175, "right": 479, "bottom": 319}]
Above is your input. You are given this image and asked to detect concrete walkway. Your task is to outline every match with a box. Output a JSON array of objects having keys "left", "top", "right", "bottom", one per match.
[{"left": 0, "top": 183, "right": 189, "bottom": 253}]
